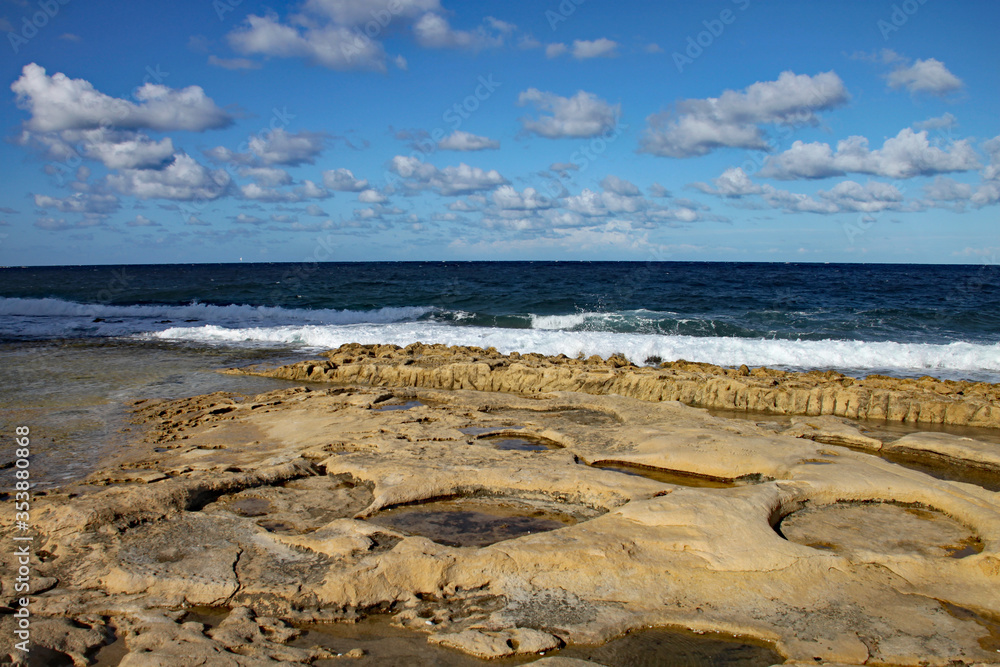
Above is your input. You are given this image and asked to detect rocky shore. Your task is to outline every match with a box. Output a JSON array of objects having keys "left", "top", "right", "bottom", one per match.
[
  {"left": 2, "top": 344, "right": 1000, "bottom": 665},
  {"left": 236, "top": 343, "right": 1000, "bottom": 428}
]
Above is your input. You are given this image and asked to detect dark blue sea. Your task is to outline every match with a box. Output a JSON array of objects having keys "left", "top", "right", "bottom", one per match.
[
  {"left": 2, "top": 261, "right": 1000, "bottom": 381},
  {"left": 3, "top": 261, "right": 1000, "bottom": 488}
]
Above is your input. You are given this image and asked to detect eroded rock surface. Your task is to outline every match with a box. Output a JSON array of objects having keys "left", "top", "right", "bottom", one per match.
[
  {"left": 2, "top": 348, "right": 1000, "bottom": 665},
  {"left": 231, "top": 342, "right": 1000, "bottom": 427}
]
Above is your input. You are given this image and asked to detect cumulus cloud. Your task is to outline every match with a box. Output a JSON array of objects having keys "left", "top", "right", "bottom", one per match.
[
  {"left": 817, "top": 180, "right": 903, "bottom": 212},
  {"left": 249, "top": 129, "right": 326, "bottom": 166},
  {"left": 34, "top": 192, "right": 120, "bottom": 215},
  {"left": 492, "top": 185, "right": 555, "bottom": 210},
  {"left": 914, "top": 112, "right": 957, "bottom": 131},
  {"left": 412, "top": 12, "right": 511, "bottom": 50},
  {"left": 691, "top": 167, "right": 767, "bottom": 197},
  {"left": 107, "top": 154, "right": 232, "bottom": 201},
  {"left": 599, "top": 175, "right": 641, "bottom": 196},
  {"left": 126, "top": 214, "right": 160, "bottom": 227},
  {"left": 759, "top": 128, "right": 980, "bottom": 180},
  {"left": 570, "top": 38, "right": 617, "bottom": 59},
  {"left": 639, "top": 71, "right": 849, "bottom": 158},
  {"left": 437, "top": 130, "right": 500, "bottom": 151},
  {"left": 545, "top": 43, "right": 567, "bottom": 58},
  {"left": 358, "top": 188, "right": 388, "bottom": 203},
  {"left": 81, "top": 132, "right": 176, "bottom": 170},
  {"left": 517, "top": 89, "right": 620, "bottom": 139},
  {"left": 11, "top": 63, "right": 232, "bottom": 133},
  {"left": 228, "top": 13, "right": 387, "bottom": 71},
  {"left": 971, "top": 135, "right": 1000, "bottom": 208},
  {"left": 239, "top": 167, "right": 293, "bottom": 186},
  {"left": 389, "top": 155, "right": 507, "bottom": 195},
  {"left": 302, "top": 0, "right": 441, "bottom": 25},
  {"left": 322, "top": 168, "right": 369, "bottom": 191},
  {"left": 546, "top": 38, "right": 618, "bottom": 59},
  {"left": 887, "top": 57, "right": 963, "bottom": 96},
  {"left": 695, "top": 167, "right": 910, "bottom": 216}
]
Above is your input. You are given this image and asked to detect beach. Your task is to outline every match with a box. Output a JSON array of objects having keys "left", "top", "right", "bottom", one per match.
[{"left": 2, "top": 343, "right": 1000, "bottom": 665}]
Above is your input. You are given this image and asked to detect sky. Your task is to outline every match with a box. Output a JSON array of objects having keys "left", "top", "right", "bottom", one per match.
[{"left": 0, "top": 0, "right": 998, "bottom": 265}]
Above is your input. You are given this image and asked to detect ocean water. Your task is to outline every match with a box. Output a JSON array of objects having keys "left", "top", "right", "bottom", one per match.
[
  {"left": 1, "top": 261, "right": 998, "bottom": 488},
  {"left": 2, "top": 261, "right": 999, "bottom": 382}
]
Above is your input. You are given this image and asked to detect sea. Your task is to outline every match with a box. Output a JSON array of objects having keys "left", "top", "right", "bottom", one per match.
[{"left": 2, "top": 261, "right": 999, "bottom": 488}]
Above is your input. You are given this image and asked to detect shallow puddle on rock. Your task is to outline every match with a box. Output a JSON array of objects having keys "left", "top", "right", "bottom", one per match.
[
  {"left": 289, "top": 614, "right": 532, "bottom": 666},
  {"left": 549, "top": 626, "right": 784, "bottom": 667},
  {"left": 876, "top": 450, "right": 1000, "bottom": 492},
  {"left": 779, "top": 501, "right": 984, "bottom": 559},
  {"left": 459, "top": 425, "right": 524, "bottom": 435},
  {"left": 940, "top": 601, "right": 1000, "bottom": 652},
  {"left": 373, "top": 399, "right": 424, "bottom": 412},
  {"left": 368, "top": 497, "right": 587, "bottom": 547},
  {"left": 592, "top": 461, "right": 741, "bottom": 489},
  {"left": 479, "top": 435, "right": 561, "bottom": 452}
]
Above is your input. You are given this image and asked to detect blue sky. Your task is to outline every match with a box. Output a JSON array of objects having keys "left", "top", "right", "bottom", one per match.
[{"left": 0, "top": 0, "right": 997, "bottom": 265}]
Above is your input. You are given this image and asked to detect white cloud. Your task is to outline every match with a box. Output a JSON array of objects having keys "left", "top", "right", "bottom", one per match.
[
  {"left": 305, "top": 204, "right": 327, "bottom": 216},
  {"left": 639, "top": 71, "right": 849, "bottom": 157},
  {"left": 11, "top": 63, "right": 232, "bottom": 133},
  {"left": 303, "top": 0, "right": 441, "bottom": 25},
  {"left": 571, "top": 38, "right": 617, "bottom": 59},
  {"left": 545, "top": 43, "right": 568, "bottom": 58},
  {"left": 648, "top": 183, "right": 671, "bottom": 198},
  {"left": 971, "top": 135, "right": 1000, "bottom": 208},
  {"left": 437, "top": 130, "right": 500, "bottom": 151},
  {"left": 239, "top": 167, "right": 293, "bottom": 186},
  {"left": 923, "top": 176, "right": 973, "bottom": 202},
  {"left": 599, "top": 175, "right": 641, "bottom": 196},
  {"left": 358, "top": 188, "right": 388, "bottom": 203},
  {"left": 233, "top": 213, "right": 266, "bottom": 224},
  {"left": 228, "top": 13, "right": 388, "bottom": 72},
  {"left": 759, "top": 128, "right": 980, "bottom": 180},
  {"left": 322, "top": 168, "right": 369, "bottom": 191},
  {"left": 887, "top": 58, "right": 963, "bottom": 96},
  {"left": 249, "top": 129, "right": 326, "bottom": 166},
  {"left": 692, "top": 167, "right": 767, "bottom": 197},
  {"left": 412, "top": 12, "right": 505, "bottom": 50},
  {"left": 34, "top": 192, "right": 120, "bottom": 215},
  {"left": 817, "top": 180, "right": 903, "bottom": 212},
  {"left": 389, "top": 155, "right": 507, "bottom": 195},
  {"left": 492, "top": 185, "right": 554, "bottom": 210},
  {"left": 126, "top": 214, "right": 160, "bottom": 227},
  {"left": 914, "top": 112, "right": 957, "bottom": 131},
  {"left": 517, "top": 89, "right": 620, "bottom": 139},
  {"left": 82, "top": 132, "right": 176, "bottom": 170},
  {"left": 447, "top": 199, "right": 479, "bottom": 211},
  {"left": 108, "top": 154, "right": 232, "bottom": 201}
]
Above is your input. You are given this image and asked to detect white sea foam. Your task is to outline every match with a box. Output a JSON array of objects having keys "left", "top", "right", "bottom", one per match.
[
  {"left": 147, "top": 322, "right": 1000, "bottom": 382},
  {"left": 0, "top": 297, "right": 434, "bottom": 338}
]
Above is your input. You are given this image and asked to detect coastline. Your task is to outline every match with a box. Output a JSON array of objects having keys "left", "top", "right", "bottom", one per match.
[{"left": 2, "top": 344, "right": 1000, "bottom": 665}]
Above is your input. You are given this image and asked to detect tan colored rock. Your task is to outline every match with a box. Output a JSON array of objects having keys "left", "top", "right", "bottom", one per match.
[
  {"left": 4, "top": 363, "right": 1000, "bottom": 665},
  {"left": 885, "top": 432, "right": 1000, "bottom": 472},
  {"left": 783, "top": 415, "right": 884, "bottom": 451},
  {"left": 228, "top": 343, "right": 1000, "bottom": 427}
]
